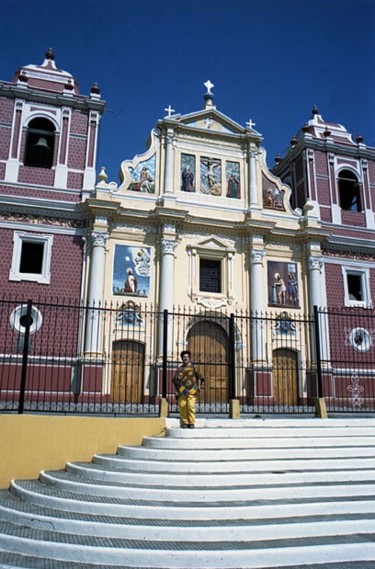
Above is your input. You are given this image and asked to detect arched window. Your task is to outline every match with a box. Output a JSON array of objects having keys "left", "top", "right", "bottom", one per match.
[
  {"left": 24, "top": 118, "right": 55, "bottom": 168},
  {"left": 338, "top": 169, "right": 361, "bottom": 212}
]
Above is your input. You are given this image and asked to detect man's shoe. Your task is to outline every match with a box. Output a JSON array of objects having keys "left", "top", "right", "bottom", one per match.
[
  {"left": 188, "top": 424, "right": 195, "bottom": 429},
  {"left": 181, "top": 424, "right": 188, "bottom": 428}
]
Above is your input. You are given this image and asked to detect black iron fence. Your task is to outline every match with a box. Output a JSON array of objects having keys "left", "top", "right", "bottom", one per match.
[{"left": 1, "top": 297, "right": 374, "bottom": 415}]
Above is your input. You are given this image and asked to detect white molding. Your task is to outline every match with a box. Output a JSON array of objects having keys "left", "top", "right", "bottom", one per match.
[{"left": 9, "top": 231, "right": 54, "bottom": 284}]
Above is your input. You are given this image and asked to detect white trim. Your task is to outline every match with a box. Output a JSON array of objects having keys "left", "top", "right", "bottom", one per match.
[
  {"left": 9, "top": 231, "right": 53, "bottom": 284},
  {"left": 341, "top": 265, "right": 372, "bottom": 308}
]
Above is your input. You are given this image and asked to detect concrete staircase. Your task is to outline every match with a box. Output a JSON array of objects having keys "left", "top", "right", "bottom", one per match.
[{"left": 0, "top": 417, "right": 375, "bottom": 568}]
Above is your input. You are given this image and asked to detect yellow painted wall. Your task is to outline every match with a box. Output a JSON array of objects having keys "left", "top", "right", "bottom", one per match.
[{"left": 0, "top": 415, "right": 166, "bottom": 489}]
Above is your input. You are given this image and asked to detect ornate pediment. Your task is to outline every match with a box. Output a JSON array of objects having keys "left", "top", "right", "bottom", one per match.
[
  {"left": 175, "top": 109, "right": 248, "bottom": 136},
  {"left": 188, "top": 235, "right": 235, "bottom": 254}
]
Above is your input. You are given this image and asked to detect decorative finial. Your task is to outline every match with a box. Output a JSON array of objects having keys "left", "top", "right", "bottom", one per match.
[
  {"left": 204, "top": 80, "right": 214, "bottom": 95},
  {"left": 312, "top": 104, "right": 319, "bottom": 116},
  {"left": 323, "top": 127, "right": 331, "bottom": 138},
  {"left": 290, "top": 135, "right": 297, "bottom": 147},
  {"left": 275, "top": 154, "right": 282, "bottom": 165},
  {"left": 246, "top": 118, "right": 256, "bottom": 130},
  {"left": 97, "top": 167, "right": 108, "bottom": 185},
  {"left": 45, "top": 48, "right": 55, "bottom": 60},
  {"left": 356, "top": 133, "right": 364, "bottom": 144},
  {"left": 91, "top": 82, "right": 100, "bottom": 95},
  {"left": 164, "top": 105, "right": 175, "bottom": 118}
]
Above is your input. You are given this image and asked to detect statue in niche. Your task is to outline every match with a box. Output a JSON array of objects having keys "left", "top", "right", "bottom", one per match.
[
  {"left": 226, "top": 162, "right": 241, "bottom": 198},
  {"left": 181, "top": 154, "right": 195, "bottom": 192},
  {"left": 201, "top": 157, "right": 221, "bottom": 195}
]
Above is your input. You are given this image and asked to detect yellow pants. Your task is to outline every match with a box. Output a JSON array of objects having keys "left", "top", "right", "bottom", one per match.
[{"left": 178, "top": 394, "right": 196, "bottom": 425}]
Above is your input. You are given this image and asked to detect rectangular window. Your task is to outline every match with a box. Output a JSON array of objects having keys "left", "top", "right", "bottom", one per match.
[
  {"left": 347, "top": 274, "right": 363, "bottom": 301},
  {"left": 200, "top": 259, "right": 221, "bottom": 293},
  {"left": 9, "top": 232, "right": 53, "bottom": 284},
  {"left": 19, "top": 242, "right": 45, "bottom": 274},
  {"left": 342, "top": 267, "right": 371, "bottom": 308}
]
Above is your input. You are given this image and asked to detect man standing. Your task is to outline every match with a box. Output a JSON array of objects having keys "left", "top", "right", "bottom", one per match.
[{"left": 173, "top": 351, "right": 204, "bottom": 428}]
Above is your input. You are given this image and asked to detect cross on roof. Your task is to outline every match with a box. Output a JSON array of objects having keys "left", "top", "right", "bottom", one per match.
[
  {"left": 204, "top": 80, "right": 214, "bottom": 95},
  {"left": 164, "top": 105, "right": 175, "bottom": 118},
  {"left": 246, "top": 118, "right": 256, "bottom": 129}
]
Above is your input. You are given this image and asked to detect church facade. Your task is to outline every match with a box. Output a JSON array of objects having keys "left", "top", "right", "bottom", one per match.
[{"left": 0, "top": 51, "right": 374, "bottom": 412}]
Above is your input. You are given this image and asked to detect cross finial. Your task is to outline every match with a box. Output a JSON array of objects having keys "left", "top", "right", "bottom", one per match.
[
  {"left": 164, "top": 105, "right": 175, "bottom": 118},
  {"left": 246, "top": 118, "right": 256, "bottom": 130},
  {"left": 204, "top": 80, "right": 214, "bottom": 95}
]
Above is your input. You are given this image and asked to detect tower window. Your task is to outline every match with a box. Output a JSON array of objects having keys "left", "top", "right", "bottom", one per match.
[
  {"left": 24, "top": 118, "right": 55, "bottom": 169},
  {"left": 338, "top": 169, "right": 361, "bottom": 212}
]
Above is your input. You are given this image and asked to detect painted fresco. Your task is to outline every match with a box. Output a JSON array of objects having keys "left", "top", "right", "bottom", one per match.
[
  {"left": 268, "top": 261, "right": 299, "bottom": 308},
  {"left": 263, "top": 185, "right": 285, "bottom": 210},
  {"left": 200, "top": 157, "right": 222, "bottom": 195},
  {"left": 127, "top": 155, "right": 155, "bottom": 193},
  {"left": 181, "top": 154, "right": 195, "bottom": 192},
  {"left": 226, "top": 161, "right": 241, "bottom": 198},
  {"left": 113, "top": 245, "right": 151, "bottom": 297}
]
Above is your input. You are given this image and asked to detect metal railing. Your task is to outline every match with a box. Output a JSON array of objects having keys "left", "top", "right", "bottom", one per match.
[{"left": 1, "top": 297, "right": 374, "bottom": 415}]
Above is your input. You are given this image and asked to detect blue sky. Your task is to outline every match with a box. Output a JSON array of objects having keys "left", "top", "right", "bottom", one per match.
[{"left": 2, "top": 0, "right": 374, "bottom": 183}]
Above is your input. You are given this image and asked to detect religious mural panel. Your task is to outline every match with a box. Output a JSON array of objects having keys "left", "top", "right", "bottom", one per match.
[
  {"left": 181, "top": 154, "right": 195, "bottom": 192},
  {"left": 112, "top": 245, "right": 151, "bottom": 297},
  {"left": 268, "top": 261, "right": 299, "bottom": 308},
  {"left": 200, "top": 157, "right": 222, "bottom": 195},
  {"left": 127, "top": 155, "right": 155, "bottom": 193},
  {"left": 226, "top": 161, "right": 241, "bottom": 198}
]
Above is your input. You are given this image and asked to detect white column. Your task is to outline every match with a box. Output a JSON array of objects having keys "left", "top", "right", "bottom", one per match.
[
  {"left": 249, "top": 249, "right": 266, "bottom": 363},
  {"left": 307, "top": 256, "right": 323, "bottom": 312},
  {"left": 248, "top": 147, "right": 259, "bottom": 209},
  {"left": 158, "top": 238, "right": 177, "bottom": 356},
  {"left": 85, "top": 231, "right": 108, "bottom": 354},
  {"left": 164, "top": 129, "right": 175, "bottom": 194},
  {"left": 308, "top": 255, "right": 330, "bottom": 362}
]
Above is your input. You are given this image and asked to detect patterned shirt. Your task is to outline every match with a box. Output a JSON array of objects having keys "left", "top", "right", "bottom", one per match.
[{"left": 173, "top": 362, "right": 204, "bottom": 396}]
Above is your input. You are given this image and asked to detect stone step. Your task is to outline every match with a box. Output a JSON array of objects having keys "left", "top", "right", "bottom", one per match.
[
  {"left": 0, "top": 519, "right": 374, "bottom": 568},
  {"left": 2, "top": 418, "right": 375, "bottom": 568},
  {"left": 1, "top": 492, "right": 375, "bottom": 540},
  {"left": 93, "top": 453, "right": 375, "bottom": 473},
  {"left": 117, "top": 444, "right": 375, "bottom": 461},
  {"left": 0, "top": 550, "right": 374, "bottom": 569},
  {"left": 37, "top": 469, "right": 375, "bottom": 503},
  {"left": 166, "top": 426, "right": 375, "bottom": 438},
  {"left": 145, "top": 434, "right": 375, "bottom": 448},
  {"left": 166, "top": 418, "right": 375, "bottom": 429},
  {"left": 66, "top": 461, "right": 375, "bottom": 487},
  {"left": 9, "top": 479, "right": 375, "bottom": 520}
]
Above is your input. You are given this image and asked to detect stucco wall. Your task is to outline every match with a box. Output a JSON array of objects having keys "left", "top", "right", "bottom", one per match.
[{"left": 0, "top": 415, "right": 166, "bottom": 489}]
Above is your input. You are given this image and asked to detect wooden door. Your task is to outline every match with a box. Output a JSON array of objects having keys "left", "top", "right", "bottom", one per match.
[
  {"left": 187, "top": 321, "right": 228, "bottom": 403},
  {"left": 111, "top": 340, "right": 144, "bottom": 403},
  {"left": 273, "top": 348, "right": 299, "bottom": 406}
]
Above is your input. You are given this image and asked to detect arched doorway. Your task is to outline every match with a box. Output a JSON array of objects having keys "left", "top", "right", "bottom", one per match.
[
  {"left": 273, "top": 348, "right": 299, "bottom": 406},
  {"left": 187, "top": 320, "right": 229, "bottom": 403},
  {"left": 111, "top": 340, "right": 144, "bottom": 403}
]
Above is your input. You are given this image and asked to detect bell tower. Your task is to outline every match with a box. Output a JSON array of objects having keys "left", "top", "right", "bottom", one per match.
[{"left": 0, "top": 49, "right": 105, "bottom": 299}]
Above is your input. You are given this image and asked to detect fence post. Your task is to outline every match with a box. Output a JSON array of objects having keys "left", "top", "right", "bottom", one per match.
[
  {"left": 229, "top": 313, "right": 240, "bottom": 418},
  {"left": 18, "top": 299, "right": 33, "bottom": 415},
  {"left": 159, "top": 309, "right": 169, "bottom": 417},
  {"left": 313, "top": 305, "right": 328, "bottom": 418}
]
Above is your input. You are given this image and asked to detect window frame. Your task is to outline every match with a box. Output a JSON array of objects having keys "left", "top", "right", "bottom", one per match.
[
  {"left": 342, "top": 266, "right": 371, "bottom": 308},
  {"left": 9, "top": 231, "right": 53, "bottom": 284}
]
